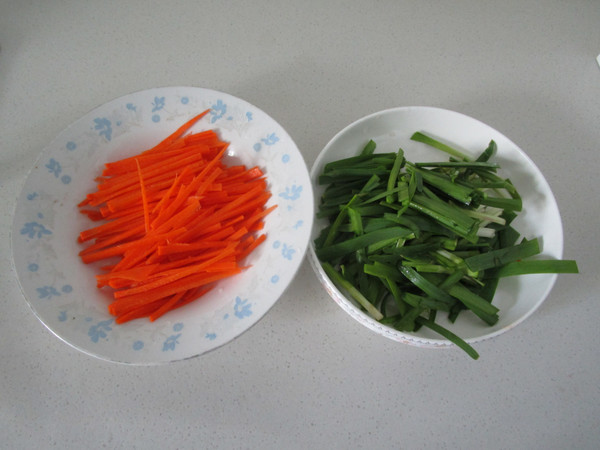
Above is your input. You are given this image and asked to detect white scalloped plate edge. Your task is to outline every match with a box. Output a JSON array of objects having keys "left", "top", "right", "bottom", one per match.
[{"left": 11, "top": 87, "right": 313, "bottom": 364}]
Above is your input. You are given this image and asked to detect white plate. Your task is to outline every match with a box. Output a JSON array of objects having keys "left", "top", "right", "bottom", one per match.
[
  {"left": 308, "top": 106, "right": 563, "bottom": 348},
  {"left": 11, "top": 87, "right": 313, "bottom": 364}
]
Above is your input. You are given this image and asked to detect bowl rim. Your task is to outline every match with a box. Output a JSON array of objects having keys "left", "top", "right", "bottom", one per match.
[{"left": 307, "top": 105, "right": 563, "bottom": 348}]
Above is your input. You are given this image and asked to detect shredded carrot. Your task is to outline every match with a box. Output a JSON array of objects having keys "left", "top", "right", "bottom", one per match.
[
  {"left": 135, "top": 159, "right": 150, "bottom": 233},
  {"left": 77, "top": 110, "right": 276, "bottom": 323}
]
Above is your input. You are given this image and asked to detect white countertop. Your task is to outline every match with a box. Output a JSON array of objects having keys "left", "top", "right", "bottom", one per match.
[{"left": 1, "top": 1, "right": 598, "bottom": 448}]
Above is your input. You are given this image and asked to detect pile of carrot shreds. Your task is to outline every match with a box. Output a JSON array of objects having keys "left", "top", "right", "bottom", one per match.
[{"left": 77, "top": 110, "right": 276, "bottom": 324}]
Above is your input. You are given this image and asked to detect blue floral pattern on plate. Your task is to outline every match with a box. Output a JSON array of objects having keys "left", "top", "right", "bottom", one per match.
[{"left": 11, "top": 87, "right": 313, "bottom": 365}]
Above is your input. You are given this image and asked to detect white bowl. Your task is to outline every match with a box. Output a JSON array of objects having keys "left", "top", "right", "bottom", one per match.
[
  {"left": 11, "top": 87, "right": 313, "bottom": 364},
  {"left": 308, "top": 106, "right": 563, "bottom": 349}
]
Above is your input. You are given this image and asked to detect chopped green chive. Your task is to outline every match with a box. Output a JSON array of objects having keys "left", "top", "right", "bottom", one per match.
[{"left": 314, "top": 132, "right": 579, "bottom": 359}]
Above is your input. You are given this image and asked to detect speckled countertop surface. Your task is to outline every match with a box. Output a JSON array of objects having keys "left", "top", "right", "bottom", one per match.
[{"left": 1, "top": 1, "right": 599, "bottom": 448}]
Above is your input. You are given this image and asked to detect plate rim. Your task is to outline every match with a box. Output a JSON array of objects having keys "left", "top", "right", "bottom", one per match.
[{"left": 11, "top": 86, "right": 314, "bottom": 364}]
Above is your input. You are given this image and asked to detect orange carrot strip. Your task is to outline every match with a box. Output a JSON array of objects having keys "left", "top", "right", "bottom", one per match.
[
  {"left": 136, "top": 159, "right": 150, "bottom": 233},
  {"left": 217, "top": 166, "right": 264, "bottom": 185},
  {"left": 78, "top": 212, "right": 144, "bottom": 242},
  {"left": 182, "top": 219, "right": 222, "bottom": 238},
  {"left": 109, "top": 268, "right": 241, "bottom": 316},
  {"left": 198, "top": 184, "right": 268, "bottom": 229},
  {"left": 150, "top": 184, "right": 188, "bottom": 229},
  {"left": 249, "top": 220, "right": 265, "bottom": 232},
  {"left": 175, "top": 202, "right": 259, "bottom": 244},
  {"left": 198, "top": 226, "right": 236, "bottom": 242},
  {"left": 148, "top": 248, "right": 231, "bottom": 271},
  {"left": 151, "top": 162, "right": 223, "bottom": 230},
  {"left": 129, "top": 251, "right": 239, "bottom": 290},
  {"left": 149, "top": 285, "right": 214, "bottom": 322},
  {"left": 104, "top": 188, "right": 161, "bottom": 215},
  {"left": 113, "top": 244, "right": 237, "bottom": 299},
  {"left": 79, "top": 224, "right": 146, "bottom": 256},
  {"left": 142, "top": 110, "right": 210, "bottom": 154},
  {"left": 80, "top": 228, "right": 183, "bottom": 264},
  {"left": 146, "top": 291, "right": 187, "bottom": 322},
  {"left": 216, "top": 164, "right": 246, "bottom": 177},
  {"left": 227, "top": 181, "right": 269, "bottom": 196},
  {"left": 182, "top": 129, "right": 220, "bottom": 146},
  {"left": 243, "top": 204, "right": 278, "bottom": 230},
  {"left": 79, "top": 209, "right": 104, "bottom": 221},
  {"left": 152, "top": 199, "right": 200, "bottom": 235},
  {"left": 96, "top": 264, "right": 159, "bottom": 288},
  {"left": 102, "top": 144, "right": 212, "bottom": 180},
  {"left": 156, "top": 241, "right": 230, "bottom": 256},
  {"left": 111, "top": 242, "right": 159, "bottom": 272},
  {"left": 115, "top": 298, "right": 168, "bottom": 324},
  {"left": 88, "top": 152, "right": 209, "bottom": 205},
  {"left": 202, "top": 260, "right": 240, "bottom": 273},
  {"left": 228, "top": 226, "right": 249, "bottom": 242},
  {"left": 238, "top": 234, "right": 255, "bottom": 250},
  {"left": 103, "top": 144, "right": 209, "bottom": 176},
  {"left": 197, "top": 191, "right": 230, "bottom": 207},
  {"left": 167, "top": 286, "right": 213, "bottom": 312},
  {"left": 203, "top": 191, "right": 272, "bottom": 230},
  {"left": 237, "top": 233, "right": 267, "bottom": 261},
  {"left": 150, "top": 165, "right": 192, "bottom": 215}
]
